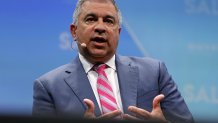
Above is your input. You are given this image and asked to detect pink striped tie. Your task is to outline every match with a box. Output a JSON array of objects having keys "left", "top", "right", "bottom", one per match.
[{"left": 95, "top": 64, "right": 119, "bottom": 114}]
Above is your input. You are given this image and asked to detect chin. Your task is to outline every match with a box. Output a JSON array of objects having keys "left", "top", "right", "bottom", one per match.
[
  {"left": 87, "top": 50, "right": 113, "bottom": 62},
  {"left": 90, "top": 55, "right": 110, "bottom": 63},
  {"left": 90, "top": 51, "right": 108, "bottom": 58}
]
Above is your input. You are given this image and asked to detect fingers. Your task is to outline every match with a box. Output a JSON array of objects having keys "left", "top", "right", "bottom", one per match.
[
  {"left": 84, "top": 98, "right": 95, "bottom": 113},
  {"left": 128, "top": 106, "right": 151, "bottom": 119},
  {"left": 98, "top": 110, "right": 122, "bottom": 119},
  {"left": 83, "top": 98, "right": 96, "bottom": 119},
  {"left": 126, "top": 94, "right": 166, "bottom": 122},
  {"left": 151, "top": 94, "right": 166, "bottom": 122},
  {"left": 83, "top": 94, "right": 165, "bottom": 121},
  {"left": 122, "top": 114, "right": 142, "bottom": 121},
  {"left": 153, "top": 94, "right": 165, "bottom": 110}
]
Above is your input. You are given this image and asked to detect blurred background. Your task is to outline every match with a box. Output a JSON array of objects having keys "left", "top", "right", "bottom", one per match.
[{"left": 0, "top": 0, "right": 218, "bottom": 121}]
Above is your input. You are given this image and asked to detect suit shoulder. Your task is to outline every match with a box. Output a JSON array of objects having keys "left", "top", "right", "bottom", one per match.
[
  {"left": 118, "top": 55, "right": 162, "bottom": 66},
  {"left": 36, "top": 63, "right": 72, "bottom": 83}
]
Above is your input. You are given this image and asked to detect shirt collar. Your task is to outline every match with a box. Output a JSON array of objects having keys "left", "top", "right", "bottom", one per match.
[{"left": 79, "top": 53, "right": 116, "bottom": 73}]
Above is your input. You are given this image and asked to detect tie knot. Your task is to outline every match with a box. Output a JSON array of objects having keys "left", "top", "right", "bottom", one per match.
[{"left": 94, "top": 64, "right": 107, "bottom": 73}]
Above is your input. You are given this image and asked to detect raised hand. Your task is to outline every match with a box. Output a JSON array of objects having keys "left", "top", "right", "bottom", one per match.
[{"left": 123, "top": 94, "right": 167, "bottom": 122}]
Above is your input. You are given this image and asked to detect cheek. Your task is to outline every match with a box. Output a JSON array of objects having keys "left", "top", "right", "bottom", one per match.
[
  {"left": 77, "top": 29, "right": 91, "bottom": 40},
  {"left": 78, "top": 27, "right": 87, "bottom": 34},
  {"left": 112, "top": 31, "right": 120, "bottom": 44},
  {"left": 110, "top": 35, "right": 119, "bottom": 49}
]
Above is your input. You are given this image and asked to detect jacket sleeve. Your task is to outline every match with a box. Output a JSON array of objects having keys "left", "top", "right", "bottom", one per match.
[
  {"left": 158, "top": 61, "right": 194, "bottom": 123},
  {"left": 32, "top": 79, "right": 56, "bottom": 117}
]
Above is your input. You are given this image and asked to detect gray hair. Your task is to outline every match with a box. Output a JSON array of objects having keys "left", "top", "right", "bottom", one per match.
[{"left": 72, "top": 0, "right": 122, "bottom": 26}]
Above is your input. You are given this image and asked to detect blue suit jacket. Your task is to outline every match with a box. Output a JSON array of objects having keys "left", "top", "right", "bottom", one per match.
[{"left": 32, "top": 55, "right": 194, "bottom": 122}]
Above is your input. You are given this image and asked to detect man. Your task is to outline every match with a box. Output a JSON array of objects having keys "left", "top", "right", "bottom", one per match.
[{"left": 32, "top": 0, "right": 194, "bottom": 122}]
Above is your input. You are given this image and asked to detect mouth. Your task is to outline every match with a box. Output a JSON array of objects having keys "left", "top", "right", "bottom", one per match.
[{"left": 91, "top": 37, "right": 107, "bottom": 43}]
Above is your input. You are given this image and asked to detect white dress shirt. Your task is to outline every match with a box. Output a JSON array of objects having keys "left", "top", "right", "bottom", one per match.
[{"left": 79, "top": 53, "right": 123, "bottom": 113}]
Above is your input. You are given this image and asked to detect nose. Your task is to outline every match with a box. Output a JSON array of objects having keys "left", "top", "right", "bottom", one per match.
[{"left": 94, "top": 20, "right": 106, "bottom": 34}]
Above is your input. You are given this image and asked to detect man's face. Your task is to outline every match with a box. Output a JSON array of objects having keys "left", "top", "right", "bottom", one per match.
[{"left": 71, "top": 0, "right": 121, "bottom": 64}]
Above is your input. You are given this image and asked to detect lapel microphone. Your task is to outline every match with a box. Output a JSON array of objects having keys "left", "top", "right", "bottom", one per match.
[
  {"left": 80, "top": 42, "right": 87, "bottom": 48},
  {"left": 76, "top": 41, "right": 87, "bottom": 48}
]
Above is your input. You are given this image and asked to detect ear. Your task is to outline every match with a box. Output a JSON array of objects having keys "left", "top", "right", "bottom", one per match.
[
  {"left": 70, "top": 24, "right": 77, "bottom": 41},
  {"left": 118, "top": 27, "right": 121, "bottom": 34}
]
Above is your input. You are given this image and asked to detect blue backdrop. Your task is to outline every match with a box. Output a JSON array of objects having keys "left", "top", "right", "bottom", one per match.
[{"left": 0, "top": 0, "right": 218, "bottom": 121}]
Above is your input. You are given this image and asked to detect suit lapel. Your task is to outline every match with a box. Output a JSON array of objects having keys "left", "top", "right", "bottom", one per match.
[
  {"left": 116, "top": 55, "right": 139, "bottom": 114},
  {"left": 64, "top": 56, "right": 101, "bottom": 116}
]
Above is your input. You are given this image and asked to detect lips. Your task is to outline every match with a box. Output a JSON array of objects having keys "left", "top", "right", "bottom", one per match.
[{"left": 91, "top": 37, "right": 107, "bottom": 43}]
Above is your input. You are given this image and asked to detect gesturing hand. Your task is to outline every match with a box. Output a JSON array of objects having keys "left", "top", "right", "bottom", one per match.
[
  {"left": 123, "top": 94, "right": 167, "bottom": 122},
  {"left": 83, "top": 99, "right": 122, "bottom": 120}
]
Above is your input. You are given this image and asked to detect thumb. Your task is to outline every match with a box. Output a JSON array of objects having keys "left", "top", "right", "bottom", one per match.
[
  {"left": 152, "top": 94, "right": 167, "bottom": 122},
  {"left": 153, "top": 94, "right": 165, "bottom": 110},
  {"left": 83, "top": 98, "right": 96, "bottom": 118}
]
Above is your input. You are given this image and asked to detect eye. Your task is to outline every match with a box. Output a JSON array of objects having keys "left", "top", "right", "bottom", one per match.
[
  {"left": 105, "top": 18, "right": 115, "bottom": 25},
  {"left": 85, "top": 17, "right": 96, "bottom": 24}
]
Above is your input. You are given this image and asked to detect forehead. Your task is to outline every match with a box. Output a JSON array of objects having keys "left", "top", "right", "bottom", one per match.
[{"left": 80, "top": 0, "right": 118, "bottom": 18}]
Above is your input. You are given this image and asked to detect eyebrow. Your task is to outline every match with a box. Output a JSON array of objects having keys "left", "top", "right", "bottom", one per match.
[
  {"left": 84, "top": 13, "right": 116, "bottom": 20},
  {"left": 84, "top": 13, "right": 97, "bottom": 18},
  {"left": 104, "top": 15, "right": 115, "bottom": 21}
]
